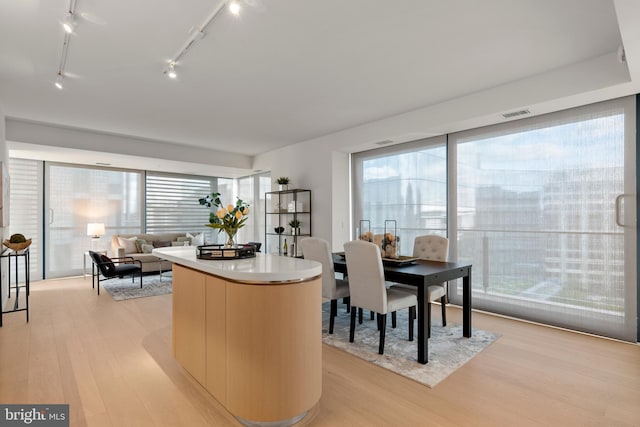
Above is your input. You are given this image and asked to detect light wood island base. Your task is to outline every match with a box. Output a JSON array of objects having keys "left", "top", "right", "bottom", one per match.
[{"left": 172, "top": 262, "right": 322, "bottom": 426}]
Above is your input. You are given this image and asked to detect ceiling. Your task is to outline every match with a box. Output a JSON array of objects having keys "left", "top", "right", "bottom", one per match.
[{"left": 1, "top": 0, "right": 639, "bottom": 174}]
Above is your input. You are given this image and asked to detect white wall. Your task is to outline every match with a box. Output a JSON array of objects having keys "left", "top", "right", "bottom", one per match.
[{"left": 253, "top": 141, "right": 351, "bottom": 252}]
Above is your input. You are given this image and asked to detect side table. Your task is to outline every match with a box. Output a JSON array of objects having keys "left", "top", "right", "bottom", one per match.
[{"left": 0, "top": 247, "right": 30, "bottom": 327}]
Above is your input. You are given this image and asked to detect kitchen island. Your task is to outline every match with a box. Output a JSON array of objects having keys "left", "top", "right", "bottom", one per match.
[{"left": 153, "top": 246, "right": 322, "bottom": 427}]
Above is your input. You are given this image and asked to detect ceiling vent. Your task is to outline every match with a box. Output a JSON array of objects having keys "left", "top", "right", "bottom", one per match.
[
  {"left": 374, "top": 139, "right": 394, "bottom": 146},
  {"left": 502, "top": 109, "right": 530, "bottom": 119}
]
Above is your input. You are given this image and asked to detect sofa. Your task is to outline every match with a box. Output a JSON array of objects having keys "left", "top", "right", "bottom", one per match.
[{"left": 111, "top": 232, "right": 204, "bottom": 273}]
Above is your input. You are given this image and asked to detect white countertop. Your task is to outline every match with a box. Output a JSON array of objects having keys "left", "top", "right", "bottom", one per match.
[{"left": 153, "top": 246, "right": 322, "bottom": 283}]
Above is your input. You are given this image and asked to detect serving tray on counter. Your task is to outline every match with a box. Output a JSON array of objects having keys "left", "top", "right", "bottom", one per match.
[{"left": 196, "top": 244, "right": 256, "bottom": 260}]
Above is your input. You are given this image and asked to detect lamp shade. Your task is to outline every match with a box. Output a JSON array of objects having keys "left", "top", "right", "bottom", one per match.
[{"left": 87, "top": 223, "right": 105, "bottom": 238}]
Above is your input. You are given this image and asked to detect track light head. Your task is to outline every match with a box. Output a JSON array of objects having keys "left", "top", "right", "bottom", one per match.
[
  {"left": 163, "top": 62, "right": 177, "bottom": 79},
  {"left": 229, "top": 1, "right": 240, "bottom": 16},
  {"left": 62, "top": 12, "right": 76, "bottom": 34},
  {"left": 55, "top": 73, "right": 64, "bottom": 90}
]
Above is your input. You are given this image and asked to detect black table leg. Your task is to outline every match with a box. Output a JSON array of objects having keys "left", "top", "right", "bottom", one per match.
[
  {"left": 463, "top": 268, "right": 472, "bottom": 337},
  {"left": 417, "top": 284, "right": 428, "bottom": 364}
]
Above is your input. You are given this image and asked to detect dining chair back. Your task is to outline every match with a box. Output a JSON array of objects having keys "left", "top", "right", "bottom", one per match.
[
  {"left": 344, "top": 240, "right": 416, "bottom": 354},
  {"left": 413, "top": 235, "right": 449, "bottom": 261},
  {"left": 344, "top": 240, "right": 387, "bottom": 313},
  {"left": 389, "top": 235, "right": 450, "bottom": 337},
  {"left": 300, "top": 237, "right": 349, "bottom": 334}
]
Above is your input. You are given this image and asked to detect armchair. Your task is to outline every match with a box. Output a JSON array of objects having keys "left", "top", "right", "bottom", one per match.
[{"left": 88, "top": 251, "right": 143, "bottom": 295}]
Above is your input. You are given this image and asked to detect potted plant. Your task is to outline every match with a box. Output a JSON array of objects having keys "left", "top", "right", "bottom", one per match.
[
  {"left": 289, "top": 218, "right": 301, "bottom": 235},
  {"left": 276, "top": 177, "right": 290, "bottom": 191}
]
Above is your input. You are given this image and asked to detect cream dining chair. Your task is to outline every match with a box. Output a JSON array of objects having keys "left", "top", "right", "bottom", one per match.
[
  {"left": 390, "top": 235, "right": 449, "bottom": 337},
  {"left": 344, "top": 240, "right": 416, "bottom": 355},
  {"left": 300, "top": 237, "right": 350, "bottom": 334}
]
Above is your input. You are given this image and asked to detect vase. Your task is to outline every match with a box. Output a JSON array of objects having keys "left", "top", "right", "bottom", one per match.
[{"left": 224, "top": 228, "right": 238, "bottom": 247}]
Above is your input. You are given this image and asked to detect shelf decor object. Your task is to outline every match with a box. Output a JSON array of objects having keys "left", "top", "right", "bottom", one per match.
[
  {"left": 276, "top": 176, "right": 290, "bottom": 191},
  {"left": 199, "top": 192, "right": 250, "bottom": 247}
]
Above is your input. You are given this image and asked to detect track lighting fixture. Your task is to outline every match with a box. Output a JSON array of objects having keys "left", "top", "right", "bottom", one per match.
[
  {"left": 55, "top": 0, "right": 77, "bottom": 90},
  {"left": 162, "top": 0, "right": 240, "bottom": 79}
]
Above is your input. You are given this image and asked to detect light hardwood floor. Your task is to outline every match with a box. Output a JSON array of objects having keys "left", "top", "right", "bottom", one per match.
[{"left": 1, "top": 276, "right": 639, "bottom": 426}]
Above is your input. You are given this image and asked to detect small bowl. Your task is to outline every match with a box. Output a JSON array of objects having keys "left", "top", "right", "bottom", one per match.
[
  {"left": 274, "top": 226, "right": 285, "bottom": 234},
  {"left": 3, "top": 238, "right": 32, "bottom": 251}
]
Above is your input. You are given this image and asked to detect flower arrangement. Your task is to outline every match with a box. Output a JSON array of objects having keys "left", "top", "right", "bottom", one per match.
[{"left": 199, "top": 192, "right": 250, "bottom": 247}]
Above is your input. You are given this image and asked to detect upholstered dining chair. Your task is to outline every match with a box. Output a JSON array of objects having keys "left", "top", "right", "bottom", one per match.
[
  {"left": 88, "top": 251, "right": 143, "bottom": 295},
  {"left": 300, "top": 237, "right": 350, "bottom": 334},
  {"left": 390, "top": 235, "right": 449, "bottom": 337},
  {"left": 344, "top": 240, "right": 417, "bottom": 355}
]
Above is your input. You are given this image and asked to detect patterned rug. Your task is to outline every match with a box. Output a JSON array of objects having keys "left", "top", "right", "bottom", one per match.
[
  {"left": 101, "top": 273, "right": 172, "bottom": 301},
  {"left": 322, "top": 302, "right": 499, "bottom": 387}
]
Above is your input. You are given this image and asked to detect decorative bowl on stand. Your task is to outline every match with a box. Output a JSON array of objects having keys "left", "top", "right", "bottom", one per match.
[{"left": 3, "top": 239, "right": 32, "bottom": 252}]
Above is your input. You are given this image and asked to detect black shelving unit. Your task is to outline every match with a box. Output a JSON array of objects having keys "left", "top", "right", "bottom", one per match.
[
  {"left": 265, "top": 189, "right": 311, "bottom": 257},
  {"left": 0, "top": 247, "right": 30, "bottom": 326}
]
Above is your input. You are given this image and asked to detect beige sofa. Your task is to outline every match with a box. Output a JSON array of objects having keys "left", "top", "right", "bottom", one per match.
[{"left": 111, "top": 232, "right": 193, "bottom": 273}]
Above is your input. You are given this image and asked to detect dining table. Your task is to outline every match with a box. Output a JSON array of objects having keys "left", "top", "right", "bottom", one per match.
[{"left": 332, "top": 253, "right": 472, "bottom": 364}]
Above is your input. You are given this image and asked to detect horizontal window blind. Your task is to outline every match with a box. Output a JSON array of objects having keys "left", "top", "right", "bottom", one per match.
[
  {"left": 8, "top": 158, "right": 43, "bottom": 280},
  {"left": 145, "top": 173, "right": 218, "bottom": 240}
]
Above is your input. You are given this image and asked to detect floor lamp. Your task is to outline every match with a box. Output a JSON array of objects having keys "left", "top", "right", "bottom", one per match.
[{"left": 87, "top": 223, "right": 105, "bottom": 252}]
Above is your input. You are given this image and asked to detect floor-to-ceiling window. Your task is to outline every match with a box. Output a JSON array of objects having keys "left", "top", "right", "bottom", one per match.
[
  {"left": 352, "top": 137, "right": 448, "bottom": 255},
  {"left": 44, "top": 163, "right": 143, "bottom": 278},
  {"left": 10, "top": 159, "right": 268, "bottom": 280},
  {"left": 451, "top": 97, "right": 636, "bottom": 341},
  {"left": 235, "top": 172, "right": 271, "bottom": 246},
  {"left": 352, "top": 96, "right": 637, "bottom": 341}
]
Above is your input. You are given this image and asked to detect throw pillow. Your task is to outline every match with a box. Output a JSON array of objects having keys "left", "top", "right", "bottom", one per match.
[
  {"left": 176, "top": 236, "right": 191, "bottom": 244},
  {"left": 187, "top": 232, "right": 204, "bottom": 246},
  {"left": 117, "top": 236, "right": 138, "bottom": 254},
  {"left": 135, "top": 239, "right": 148, "bottom": 253},
  {"left": 153, "top": 240, "right": 171, "bottom": 248},
  {"left": 100, "top": 254, "right": 116, "bottom": 275},
  {"left": 171, "top": 241, "right": 188, "bottom": 247},
  {"left": 141, "top": 244, "right": 154, "bottom": 253}
]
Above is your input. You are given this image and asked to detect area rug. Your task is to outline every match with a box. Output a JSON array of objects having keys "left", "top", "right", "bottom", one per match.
[
  {"left": 101, "top": 273, "right": 172, "bottom": 301},
  {"left": 322, "top": 302, "right": 499, "bottom": 387}
]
